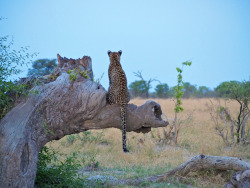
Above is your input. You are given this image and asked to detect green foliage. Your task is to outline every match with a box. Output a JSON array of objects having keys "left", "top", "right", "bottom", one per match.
[
  {"left": 79, "top": 70, "right": 89, "bottom": 79},
  {"left": 80, "top": 131, "right": 107, "bottom": 145},
  {"left": 67, "top": 67, "right": 89, "bottom": 81},
  {"left": 215, "top": 81, "right": 250, "bottom": 102},
  {"left": 129, "top": 80, "right": 148, "bottom": 97},
  {"left": 215, "top": 80, "right": 249, "bottom": 143},
  {"left": 48, "top": 74, "right": 57, "bottom": 81},
  {"left": 82, "top": 152, "right": 100, "bottom": 170},
  {"left": 196, "top": 86, "right": 214, "bottom": 98},
  {"left": 0, "top": 36, "right": 33, "bottom": 78},
  {"left": 42, "top": 121, "right": 55, "bottom": 136},
  {"left": 81, "top": 131, "right": 95, "bottom": 143},
  {"left": 182, "top": 82, "right": 197, "bottom": 98},
  {"left": 183, "top": 61, "right": 192, "bottom": 66},
  {"left": 169, "top": 84, "right": 215, "bottom": 98},
  {"left": 215, "top": 81, "right": 238, "bottom": 97},
  {"left": 67, "top": 69, "right": 78, "bottom": 81},
  {"left": 155, "top": 83, "right": 170, "bottom": 98},
  {"left": 0, "top": 35, "right": 36, "bottom": 119},
  {"left": 27, "top": 59, "right": 57, "bottom": 76},
  {"left": 129, "top": 71, "right": 157, "bottom": 98},
  {"left": 66, "top": 134, "right": 76, "bottom": 145},
  {"left": 35, "top": 146, "right": 84, "bottom": 187},
  {"left": 174, "top": 61, "right": 192, "bottom": 113},
  {"left": 64, "top": 131, "right": 107, "bottom": 147}
]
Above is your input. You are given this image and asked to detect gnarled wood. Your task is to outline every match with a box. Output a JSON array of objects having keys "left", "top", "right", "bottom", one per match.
[
  {"left": 225, "top": 170, "right": 250, "bottom": 188},
  {"left": 160, "top": 154, "right": 250, "bottom": 179},
  {"left": 119, "top": 155, "right": 250, "bottom": 186},
  {"left": 0, "top": 54, "right": 169, "bottom": 188}
]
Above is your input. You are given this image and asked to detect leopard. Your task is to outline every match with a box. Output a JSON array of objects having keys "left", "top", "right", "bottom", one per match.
[{"left": 107, "top": 50, "right": 130, "bottom": 153}]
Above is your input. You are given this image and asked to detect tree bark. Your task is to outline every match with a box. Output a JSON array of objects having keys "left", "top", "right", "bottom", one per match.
[
  {"left": 225, "top": 170, "right": 250, "bottom": 188},
  {"left": 0, "top": 54, "right": 169, "bottom": 188},
  {"left": 159, "top": 154, "right": 250, "bottom": 179}
]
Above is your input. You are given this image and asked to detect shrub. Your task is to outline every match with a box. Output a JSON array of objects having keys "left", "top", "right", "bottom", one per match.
[
  {"left": 214, "top": 81, "right": 250, "bottom": 144},
  {"left": 35, "top": 146, "right": 84, "bottom": 187},
  {"left": 0, "top": 35, "right": 36, "bottom": 119}
]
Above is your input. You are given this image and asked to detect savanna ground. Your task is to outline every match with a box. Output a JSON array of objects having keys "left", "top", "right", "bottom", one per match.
[{"left": 46, "top": 98, "right": 250, "bottom": 187}]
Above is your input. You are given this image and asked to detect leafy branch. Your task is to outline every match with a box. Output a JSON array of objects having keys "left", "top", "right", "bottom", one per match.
[{"left": 174, "top": 61, "right": 192, "bottom": 113}]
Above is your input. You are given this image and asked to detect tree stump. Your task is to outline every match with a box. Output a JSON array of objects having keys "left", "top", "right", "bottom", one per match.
[{"left": 0, "top": 54, "right": 169, "bottom": 187}]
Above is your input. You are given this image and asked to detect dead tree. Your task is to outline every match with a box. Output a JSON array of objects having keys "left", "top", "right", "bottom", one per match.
[
  {"left": 0, "top": 54, "right": 169, "bottom": 188},
  {"left": 121, "top": 154, "right": 250, "bottom": 187}
]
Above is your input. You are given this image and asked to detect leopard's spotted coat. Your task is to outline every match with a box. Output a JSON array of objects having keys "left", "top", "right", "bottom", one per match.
[{"left": 107, "top": 50, "right": 130, "bottom": 153}]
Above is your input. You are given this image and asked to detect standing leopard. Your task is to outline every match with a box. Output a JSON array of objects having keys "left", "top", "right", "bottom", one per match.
[{"left": 107, "top": 50, "right": 130, "bottom": 153}]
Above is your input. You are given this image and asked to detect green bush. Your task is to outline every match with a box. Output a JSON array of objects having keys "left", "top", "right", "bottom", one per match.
[
  {"left": 35, "top": 146, "right": 84, "bottom": 187},
  {"left": 0, "top": 35, "right": 36, "bottom": 119}
]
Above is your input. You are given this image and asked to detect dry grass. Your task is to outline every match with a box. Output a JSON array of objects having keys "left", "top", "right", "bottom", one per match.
[{"left": 47, "top": 98, "right": 250, "bottom": 187}]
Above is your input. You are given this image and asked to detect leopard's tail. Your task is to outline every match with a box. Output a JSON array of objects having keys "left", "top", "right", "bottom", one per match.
[{"left": 120, "top": 103, "right": 129, "bottom": 153}]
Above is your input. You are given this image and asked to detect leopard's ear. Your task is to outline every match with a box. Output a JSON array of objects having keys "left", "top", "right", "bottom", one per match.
[
  {"left": 118, "top": 50, "right": 122, "bottom": 56},
  {"left": 107, "top": 50, "right": 111, "bottom": 56}
]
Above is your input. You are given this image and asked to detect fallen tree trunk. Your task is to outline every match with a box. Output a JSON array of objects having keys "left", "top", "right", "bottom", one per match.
[
  {"left": 225, "top": 170, "right": 250, "bottom": 188},
  {"left": 120, "top": 154, "right": 250, "bottom": 186},
  {"left": 160, "top": 154, "right": 250, "bottom": 179},
  {"left": 0, "top": 54, "right": 169, "bottom": 188}
]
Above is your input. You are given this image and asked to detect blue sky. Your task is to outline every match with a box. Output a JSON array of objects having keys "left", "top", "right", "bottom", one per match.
[{"left": 1, "top": 0, "right": 249, "bottom": 90}]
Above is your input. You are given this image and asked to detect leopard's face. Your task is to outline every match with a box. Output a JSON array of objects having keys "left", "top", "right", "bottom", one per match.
[{"left": 107, "top": 50, "right": 122, "bottom": 62}]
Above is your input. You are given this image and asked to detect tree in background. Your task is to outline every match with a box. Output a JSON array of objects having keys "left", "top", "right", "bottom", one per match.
[
  {"left": 27, "top": 59, "right": 57, "bottom": 76},
  {"left": 208, "top": 81, "right": 250, "bottom": 145},
  {"left": 218, "top": 81, "right": 250, "bottom": 143},
  {"left": 215, "top": 81, "right": 239, "bottom": 97},
  {"left": 155, "top": 83, "right": 170, "bottom": 98},
  {"left": 183, "top": 82, "right": 197, "bottom": 98},
  {"left": 129, "top": 80, "right": 147, "bottom": 98},
  {"left": 195, "top": 86, "right": 215, "bottom": 98},
  {"left": 168, "top": 86, "right": 177, "bottom": 98},
  {"left": 129, "top": 71, "right": 158, "bottom": 98}
]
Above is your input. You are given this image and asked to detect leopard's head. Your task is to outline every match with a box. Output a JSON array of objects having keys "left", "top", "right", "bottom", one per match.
[{"left": 107, "top": 50, "right": 122, "bottom": 61}]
